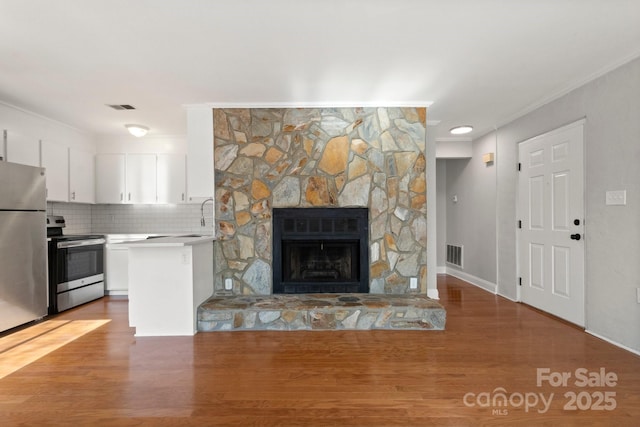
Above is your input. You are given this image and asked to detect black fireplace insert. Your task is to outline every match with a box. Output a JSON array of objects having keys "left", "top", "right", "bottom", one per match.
[{"left": 272, "top": 208, "right": 369, "bottom": 294}]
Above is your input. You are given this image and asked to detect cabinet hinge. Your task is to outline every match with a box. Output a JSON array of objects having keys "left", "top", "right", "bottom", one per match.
[
  {"left": 519, "top": 277, "right": 522, "bottom": 286},
  {"left": 518, "top": 162, "right": 521, "bottom": 171},
  {"left": 518, "top": 220, "right": 522, "bottom": 229}
]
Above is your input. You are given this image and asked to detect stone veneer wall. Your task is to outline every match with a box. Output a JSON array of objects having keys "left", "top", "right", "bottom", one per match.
[{"left": 213, "top": 107, "right": 427, "bottom": 295}]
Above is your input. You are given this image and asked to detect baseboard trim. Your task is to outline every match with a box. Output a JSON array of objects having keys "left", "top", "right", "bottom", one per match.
[
  {"left": 496, "top": 291, "right": 518, "bottom": 302},
  {"left": 437, "top": 266, "right": 447, "bottom": 274},
  {"left": 445, "top": 267, "right": 497, "bottom": 294},
  {"left": 105, "top": 290, "right": 129, "bottom": 296},
  {"left": 585, "top": 329, "right": 640, "bottom": 357}
]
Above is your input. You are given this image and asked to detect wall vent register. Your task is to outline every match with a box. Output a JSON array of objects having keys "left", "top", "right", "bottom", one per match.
[{"left": 446, "top": 244, "right": 463, "bottom": 268}]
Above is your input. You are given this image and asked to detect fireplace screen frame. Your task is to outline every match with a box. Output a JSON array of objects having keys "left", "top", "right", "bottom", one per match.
[{"left": 272, "top": 208, "right": 369, "bottom": 294}]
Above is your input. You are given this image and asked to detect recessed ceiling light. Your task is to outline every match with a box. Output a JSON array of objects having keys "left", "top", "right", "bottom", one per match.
[
  {"left": 125, "top": 124, "right": 149, "bottom": 137},
  {"left": 450, "top": 125, "right": 473, "bottom": 135}
]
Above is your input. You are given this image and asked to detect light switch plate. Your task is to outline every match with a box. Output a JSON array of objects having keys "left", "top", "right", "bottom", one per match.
[
  {"left": 410, "top": 277, "right": 418, "bottom": 289},
  {"left": 605, "top": 190, "right": 626, "bottom": 206}
]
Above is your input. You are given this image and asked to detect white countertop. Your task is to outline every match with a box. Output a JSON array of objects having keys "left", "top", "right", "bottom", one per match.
[{"left": 118, "top": 235, "right": 215, "bottom": 248}]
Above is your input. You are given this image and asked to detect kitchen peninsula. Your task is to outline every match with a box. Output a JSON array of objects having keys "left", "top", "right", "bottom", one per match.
[{"left": 121, "top": 235, "right": 215, "bottom": 336}]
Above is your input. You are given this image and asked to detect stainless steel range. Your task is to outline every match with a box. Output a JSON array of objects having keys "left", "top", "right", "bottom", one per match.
[{"left": 47, "top": 216, "right": 105, "bottom": 314}]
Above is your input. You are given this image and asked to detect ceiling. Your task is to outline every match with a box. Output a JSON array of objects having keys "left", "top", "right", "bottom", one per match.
[{"left": 1, "top": 0, "right": 639, "bottom": 141}]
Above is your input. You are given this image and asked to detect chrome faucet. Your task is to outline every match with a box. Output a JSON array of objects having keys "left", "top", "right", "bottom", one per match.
[{"left": 200, "top": 197, "right": 213, "bottom": 226}]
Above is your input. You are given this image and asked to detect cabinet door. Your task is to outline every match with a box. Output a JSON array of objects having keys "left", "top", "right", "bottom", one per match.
[
  {"left": 96, "top": 154, "right": 126, "bottom": 203},
  {"left": 105, "top": 247, "right": 129, "bottom": 294},
  {"left": 126, "top": 154, "right": 156, "bottom": 204},
  {"left": 157, "top": 154, "right": 186, "bottom": 203},
  {"left": 69, "top": 148, "right": 95, "bottom": 203},
  {"left": 5, "top": 131, "right": 40, "bottom": 167},
  {"left": 41, "top": 140, "right": 69, "bottom": 202}
]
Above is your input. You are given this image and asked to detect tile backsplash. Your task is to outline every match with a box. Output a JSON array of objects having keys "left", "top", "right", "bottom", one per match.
[
  {"left": 47, "top": 202, "right": 214, "bottom": 235},
  {"left": 48, "top": 203, "right": 92, "bottom": 234}
]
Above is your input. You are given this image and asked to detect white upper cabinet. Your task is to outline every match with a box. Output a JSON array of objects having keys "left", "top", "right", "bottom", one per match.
[
  {"left": 96, "top": 153, "right": 186, "bottom": 204},
  {"left": 69, "top": 147, "right": 95, "bottom": 203},
  {"left": 95, "top": 154, "right": 126, "bottom": 203},
  {"left": 126, "top": 154, "right": 157, "bottom": 204},
  {"left": 186, "top": 106, "right": 214, "bottom": 202},
  {"left": 157, "top": 154, "right": 186, "bottom": 204},
  {"left": 5, "top": 130, "right": 40, "bottom": 167},
  {"left": 41, "top": 140, "right": 69, "bottom": 202}
]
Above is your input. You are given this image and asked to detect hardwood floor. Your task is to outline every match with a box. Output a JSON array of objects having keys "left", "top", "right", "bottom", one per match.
[{"left": 1, "top": 275, "right": 638, "bottom": 426}]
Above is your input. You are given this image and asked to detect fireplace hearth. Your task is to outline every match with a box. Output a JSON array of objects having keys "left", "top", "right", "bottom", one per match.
[{"left": 273, "top": 208, "right": 369, "bottom": 294}]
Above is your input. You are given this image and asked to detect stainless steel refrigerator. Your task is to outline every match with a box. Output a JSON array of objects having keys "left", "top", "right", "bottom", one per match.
[{"left": 0, "top": 161, "right": 47, "bottom": 333}]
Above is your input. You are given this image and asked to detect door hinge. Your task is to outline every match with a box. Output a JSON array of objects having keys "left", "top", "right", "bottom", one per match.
[
  {"left": 518, "top": 162, "right": 521, "bottom": 171},
  {"left": 518, "top": 220, "right": 522, "bottom": 229},
  {"left": 519, "top": 277, "right": 522, "bottom": 286}
]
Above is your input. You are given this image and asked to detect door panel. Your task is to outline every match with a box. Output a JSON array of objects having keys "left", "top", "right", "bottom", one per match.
[
  {"left": 530, "top": 243, "right": 544, "bottom": 290},
  {"left": 518, "top": 121, "right": 585, "bottom": 326},
  {"left": 552, "top": 172, "right": 570, "bottom": 230},
  {"left": 530, "top": 176, "right": 544, "bottom": 229},
  {"left": 552, "top": 246, "right": 570, "bottom": 297}
]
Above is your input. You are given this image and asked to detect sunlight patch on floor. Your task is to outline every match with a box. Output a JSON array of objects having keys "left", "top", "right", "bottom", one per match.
[{"left": 0, "top": 319, "right": 111, "bottom": 379}]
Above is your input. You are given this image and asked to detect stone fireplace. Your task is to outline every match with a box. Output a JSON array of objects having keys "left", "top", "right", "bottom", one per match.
[{"left": 213, "top": 107, "right": 427, "bottom": 295}]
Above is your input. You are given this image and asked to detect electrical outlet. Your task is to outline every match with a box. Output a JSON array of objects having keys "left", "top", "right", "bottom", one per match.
[
  {"left": 410, "top": 277, "right": 418, "bottom": 289},
  {"left": 225, "top": 278, "right": 233, "bottom": 290}
]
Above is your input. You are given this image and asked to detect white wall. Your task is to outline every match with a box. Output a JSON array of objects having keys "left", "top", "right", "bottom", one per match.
[
  {"left": 436, "top": 159, "right": 447, "bottom": 269},
  {"left": 436, "top": 140, "right": 472, "bottom": 158},
  {"left": 95, "top": 134, "right": 186, "bottom": 154},
  {"left": 0, "top": 101, "right": 96, "bottom": 152},
  {"left": 443, "top": 132, "right": 497, "bottom": 284},
  {"left": 495, "top": 57, "right": 640, "bottom": 352}
]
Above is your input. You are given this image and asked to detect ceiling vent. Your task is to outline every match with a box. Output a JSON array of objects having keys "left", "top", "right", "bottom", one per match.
[{"left": 107, "top": 104, "right": 136, "bottom": 110}]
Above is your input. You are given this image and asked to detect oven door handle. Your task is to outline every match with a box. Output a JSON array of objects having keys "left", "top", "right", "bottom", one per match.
[{"left": 57, "top": 239, "right": 106, "bottom": 249}]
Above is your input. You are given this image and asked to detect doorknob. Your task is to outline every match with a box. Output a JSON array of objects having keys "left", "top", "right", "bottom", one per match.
[{"left": 570, "top": 233, "right": 581, "bottom": 241}]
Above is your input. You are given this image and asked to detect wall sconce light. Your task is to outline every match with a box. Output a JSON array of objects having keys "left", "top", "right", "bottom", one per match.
[
  {"left": 482, "top": 153, "right": 495, "bottom": 164},
  {"left": 125, "top": 124, "right": 149, "bottom": 137}
]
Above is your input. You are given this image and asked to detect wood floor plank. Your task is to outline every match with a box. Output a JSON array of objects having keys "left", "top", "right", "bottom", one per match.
[
  {"left": 0, "top": 320, "right": 70, "bottom": 353},
  {"left": 0, "top": 275, "right": 638, "bottom": 426},
  {"left": 0, "top": 320, "right": 110, "bottom": 379}
]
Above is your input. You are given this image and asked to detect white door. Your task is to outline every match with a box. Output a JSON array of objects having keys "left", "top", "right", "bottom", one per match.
[
  {"left": 518, "top": 121, "right": 585, "bottom": 326},
  {"left": 41, "top": 140, "right": 69, "bottom": 202},
  {"left": 157, "top": 154, "right": 186, "bottom": 203},
  {"left": 69, "top": 148, "right": 95, "bottom": 203},
  {"left": 95, "top": 154, "right": 126, "bottom": 203},
  {"left": 5, "top": 131, "right": 40, "bottom": 167},
  {"left": 126, "top": 154, "right": 157, "bottom": 204}
]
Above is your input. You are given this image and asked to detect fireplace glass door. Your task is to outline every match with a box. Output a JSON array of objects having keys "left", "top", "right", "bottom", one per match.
[
  {"left": 273, "top": 208, "right": 369, "bottom": 294},
  {"left": 282, "top": 240, "right": 359, "bottom": 292}
]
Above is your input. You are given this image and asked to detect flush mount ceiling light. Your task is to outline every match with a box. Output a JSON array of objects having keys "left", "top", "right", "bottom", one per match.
[
  {"left": 125, "top": 124, "right": 149, "bottom": 137},
  {"left": 449, "top": 125, "right": 473, "bottom": 135}
]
